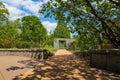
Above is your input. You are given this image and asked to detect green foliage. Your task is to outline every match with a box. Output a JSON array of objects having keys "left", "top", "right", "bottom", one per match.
[
  {"left": 48, "top": 51, "right": 54, "bottom": 57},
  {"left": 45, "top": 33, "right": 54, "bottom": 46},
  {"left": 42, "top": 45, "right": 56, "bottom": 57},
  {"left": 42, "top": 45, "right": 56, "bottom": 52},
  {"left": 0, "top": 2, "right": 49, "bottom": 49},
  {"left": 16, "top": 41, "right": 35, "bottom": 48},
  {"left": 0, "top": 2, "right": 9, "bottom": 22},
  {"left": 19, "top": 15, "right": 47, "bottom": 48},
  {"left": 54, "top": 20, "right": 70, "bottom": 38},
  {"left": 40, "top": 0, "right": 120, "bottom": 48},
  {"left": 74, "top": 34, "right": 98, "bottom": 50},
  {"left": 0, "top": 15, "right": 48, "bottom": 48},
  {"left": 0, "top": 21, "right": 19, "bottom": 48}
]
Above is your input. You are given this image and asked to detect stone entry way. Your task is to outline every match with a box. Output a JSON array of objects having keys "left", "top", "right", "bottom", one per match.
[
  {"left": 53, "top": 38, "right": 75, "bottom": 49},
  {"left": 19, "top": 49, "right": 120, "bottom": 80},
  {"left": 59, "top": 40, "right": 66, "bottom": 49}
]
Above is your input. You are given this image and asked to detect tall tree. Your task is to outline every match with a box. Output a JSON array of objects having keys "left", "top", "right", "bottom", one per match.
[
  {"left": 19, "top": 15, "right": 47, "bottom": 47},
  {"left": 54, "top": 20, "right": 70, "bottom": 38},
  {"left": 0, "top": 21, "right": 19, "bottom": 48},
  {"left": 40, "top": 0, "right": 120, "bottom": 48},
  {"left": 0, "top": 2, "right": 9, "bottom": 23}
]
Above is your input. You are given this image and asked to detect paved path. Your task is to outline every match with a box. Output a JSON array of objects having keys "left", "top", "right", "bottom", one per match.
[
  {"left": 19, "top": 49, "right": 120, "bottom": 80},
  {"left": 0, "top": 56, "right": 38, "bottom": 80},
  {"left": 54, "top": 49, "right": 73, "bottom": 55}
]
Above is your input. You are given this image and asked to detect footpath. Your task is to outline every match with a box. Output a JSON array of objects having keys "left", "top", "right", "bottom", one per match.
[
  {"left": 0, "top": 56, "right": 38, "bottom": 80},
  {"left": 0, "top": 49, "right": 120, "bottom": 80},
  {"left": 19, "top": 49, "right": 120, "bottom": 80}
]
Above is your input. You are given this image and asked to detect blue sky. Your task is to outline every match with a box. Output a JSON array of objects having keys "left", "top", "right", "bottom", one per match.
[{"left": 0, "top": 0, "right": 57, "bottom": 33}]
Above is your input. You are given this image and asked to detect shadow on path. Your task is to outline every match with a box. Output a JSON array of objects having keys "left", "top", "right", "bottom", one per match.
[
  {"left": 9, "top": 59, "right": 40, "bottom": 80},
  {"left": 0, "top": 56, "right": 40, "bottom": 80},
  {"left": 6, "top": 59, "right": 38, "bottom": 71},
  {"left": 17, "top": 60, "right": 39, "bottom": 68},
  {"left": 18, "top": 54, "right": 120, "bottom": 80},
  {"left": 6, "top": 66, "right": 24, "bottom": 71}
]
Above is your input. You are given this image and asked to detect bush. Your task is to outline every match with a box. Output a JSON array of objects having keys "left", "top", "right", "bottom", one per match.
[
  {"left": 42, "top": 45, "right": 56, "bottom": 52},
  {"left": 48, "top": 51, "right": 54, "bottom": 57},
  {"left": 42, "top": 45, "right": 56, "bottom": 57}
]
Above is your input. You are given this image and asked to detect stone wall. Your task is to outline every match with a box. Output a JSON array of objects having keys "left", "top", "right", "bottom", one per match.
[
  {"left": 0, "top": 49, "right": 48, "bottom": 59},
  {"left": 89, "top": 49, "right": 120, "bottom": 73}
]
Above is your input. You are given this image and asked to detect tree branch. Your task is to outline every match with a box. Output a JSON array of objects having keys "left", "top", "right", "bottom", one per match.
[
  {"left": 85, "top": 0, "right": 120, "bottom": 48},
  {"left": 109, "top": 0, "right": 120, "bottom": 6}
]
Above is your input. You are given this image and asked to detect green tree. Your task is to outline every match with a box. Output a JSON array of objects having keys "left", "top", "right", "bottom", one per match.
[
  {"left": 54, "top": 20, "right": 70, "bottom": 38},
  {"left": 45, "top": 32, "right": 54, "bottom": 46},
  {"left": 40, "top": 0, "right": 120, "bottom": 48},
  {"left": 0, "top": 2, "right": 9, "bottom": 24},
  {"left": 19, "top": 15, "right": 47, "bottom": 48},
  {"left": 0, "top": 21, "right": 19, "bottom": 48}
]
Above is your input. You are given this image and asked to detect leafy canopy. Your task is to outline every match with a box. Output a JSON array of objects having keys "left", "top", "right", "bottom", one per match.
[
  {"left": 19, "top": 15, "right": 47, "bottom": 45},
  {"left": 0, "top": 21, "right": 19, "bottom": 48},
  {"left": 40, "top": 0, "right": 120, "bottom": 48},
  {"left": 54, "top": 20, "right": 70, "bottom": 38},
  {"left": 0, "top": 2, "right": 9, "bottom": 24}
]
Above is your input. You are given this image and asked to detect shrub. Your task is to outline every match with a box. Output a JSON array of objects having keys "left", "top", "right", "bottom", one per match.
[
  {"left": 42, "top": 45, "right": 56, "bottom": 52},
  {"left": 48, "top": 51, "right": 54, "bottom": 57},
  {"left": 42, "top": 45, "right": 56, "bottom": 57}
]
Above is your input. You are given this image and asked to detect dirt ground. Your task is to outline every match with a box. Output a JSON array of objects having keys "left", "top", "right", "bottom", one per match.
[
  {"left": 19, "top": 49, "right": 120, "bottom": 80},
  {"left": 54, "top": 49, "right": 73, "bottom": 55},
  {"left": 0, "top": 49, "right": 120, "bottom": 80},
  {"left": 0, "top": 56, "right": 38, "bottom": 80}
]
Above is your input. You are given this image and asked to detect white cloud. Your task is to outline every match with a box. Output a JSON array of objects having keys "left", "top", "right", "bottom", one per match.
[
  {"left": 42, "top": 21, "right": 57, "bottom": 34},
  {"left": 1, "top": 0, "right": 43, "bottom": 20},
  {"left": 43, "top": 0, "right": 49, "bottom": 3},
  {"left": 1, "top": 0, "right": 58, "bottom": 34},
  {"left": 0, "top": 0, "right": 21, "bottom": 7},
  {"left": 20, "top": 0, "right": 43, "bottom": 15},
  {"left": 4, "top": 3, "right": 28, "bottom": 20}
]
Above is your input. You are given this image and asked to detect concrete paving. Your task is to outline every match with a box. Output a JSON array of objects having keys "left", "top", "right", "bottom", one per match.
[
  {"left": 0, "top": 50, "right": 120, "bottom": 80},
  {"left": 0, "top": 56, "right": 37, "bottom": 80},
  {"left": 20, "top": 49, "right": 120, "bottom": 80},
  {"left": 54, "top": 49, "right": 73, "bottom": 55}
]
